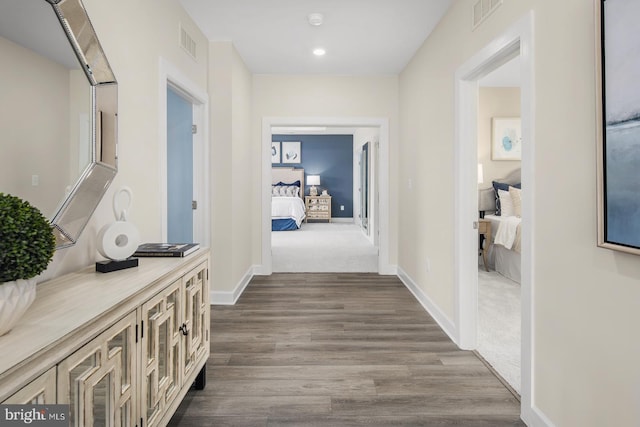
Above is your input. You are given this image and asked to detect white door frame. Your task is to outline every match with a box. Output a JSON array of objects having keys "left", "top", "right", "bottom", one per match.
[
  {"left": 454, "top": 12, "right": 537, "bottom": 424},
  {"left": 159, "top": 58, "right": 210, "bottom": 247},
  {"left": 259, "top": 117, "right": 392, "bottom": 276}
]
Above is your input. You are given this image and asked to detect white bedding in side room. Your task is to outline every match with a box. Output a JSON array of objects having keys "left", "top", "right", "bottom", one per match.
[
  {"left": 272, "top": 197, "right": 306, "bottom": 227},
  {"left": 485, "top": 214, "right": 521, "bottom": 283},
  {"left": 493, "top": 215, "right": 521, "bottom": 250}
]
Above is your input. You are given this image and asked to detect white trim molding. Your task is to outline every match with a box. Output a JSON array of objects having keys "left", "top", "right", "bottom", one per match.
[
  {"left": 210, "top": 265, "right": 258, "bottom": 305},
  {"left": 397, "top": 267, "right": 456, "bottom": 342},
  {"left": 454, "top": 11, "right": 551, "bottom": 427},
  {"left": 158, "top": 57, "right": 210, "bottom": 247},
  {"left": 330, "top": 217, "right": 355, "bottom": 223}
]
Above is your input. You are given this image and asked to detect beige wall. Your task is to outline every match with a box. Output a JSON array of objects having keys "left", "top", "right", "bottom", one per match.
[
  {"left": 12, "top": 0, "right": 640, "bottom": 423},
  {"left": 478, "top": 87, "right": 521, "bottom": 185},
  {"left": 231, "top": 50, "right": 254, "bottom": 284},
  {"left": 0, "top": 36, "right": 70, "bottom": 218},
  {"left": 208, "top": 42, "right": 234, "bottom": 292},
  {"left": 208, "top": 41, "right": 254, "bottom": 293},
  {"left": 251, "top": 75, "right": 400, "bottom": 266},
  {"left": 400, "top": 0, "right": 640, "bottom": 425},
  {"left": 39, "top": 0, "right": 209, "bottom": 279}
]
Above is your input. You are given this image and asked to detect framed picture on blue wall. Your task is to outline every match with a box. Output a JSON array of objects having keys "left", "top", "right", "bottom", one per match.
[
  {"left": 271, "top": 142, "right": 280, "bottom": 164},
  {"left": 282, "top": 141, "right": 301, "bottom": 164},
  {"left": 597, "top": 0, "right": 640, "bottom": 255}
]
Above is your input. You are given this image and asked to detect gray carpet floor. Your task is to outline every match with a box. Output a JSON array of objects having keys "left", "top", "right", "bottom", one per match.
[
  {"left": 477, "top": 268, "right": 521, "bottom": 394},
  {"left": 271, "top": 222, "right": 378, "bottom": 272}
]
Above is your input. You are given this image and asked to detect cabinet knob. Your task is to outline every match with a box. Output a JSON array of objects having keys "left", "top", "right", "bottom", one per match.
[{"left": 179, "top": 323, "right": 189, "bottom": 336}]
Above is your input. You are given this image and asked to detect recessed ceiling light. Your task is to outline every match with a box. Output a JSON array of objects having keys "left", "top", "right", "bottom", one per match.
[
  {"left": 308, "top": 13, "right": 323, "bottom": 26},
  {"left": 313, "top": 48, "right": 326, "bottom": 56}
]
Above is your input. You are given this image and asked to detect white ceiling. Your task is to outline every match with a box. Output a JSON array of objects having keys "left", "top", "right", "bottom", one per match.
[{"left": 178, "top": 0, "right": 453, "bottom": 74}]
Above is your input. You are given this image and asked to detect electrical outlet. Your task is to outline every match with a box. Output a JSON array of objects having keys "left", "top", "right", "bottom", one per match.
[
  {"left": 32, "top": 175, "right": 39, "bottom": 186},
  {"left": 425, "top": 257, "right": 431, "bottom": 273},
  {"left": 340, "top": 205, "right": 344, "bottom": 211}
]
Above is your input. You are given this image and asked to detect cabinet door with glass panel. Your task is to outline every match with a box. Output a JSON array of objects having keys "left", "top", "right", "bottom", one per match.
[
  {"left": 140, "top": 280, "right": 183, "bottom": 427},
  {"left": 2, "top": 367, "right": 57, "bottom": 405},
  {"left": 57, "top": 312, "right": 137, "bottom": 427},
  {"left": 182, "top": 265, "right": 209, "bottom": 382}
]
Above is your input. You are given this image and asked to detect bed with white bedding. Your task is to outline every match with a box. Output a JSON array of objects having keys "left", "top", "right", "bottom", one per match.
[
  {"left": 271, "top": 167, "right": 306, "bottom": 230},
  {"left": 485, "top": 214, "right": 521, "bottom": 283},
  {"left": 479, "top": 168, "right": 522, "bottom": 283}
]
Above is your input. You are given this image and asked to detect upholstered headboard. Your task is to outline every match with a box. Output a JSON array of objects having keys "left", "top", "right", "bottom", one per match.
[
  {"left": 272, "top": 167, "right": 305, "bottom": 199},
  {"left": 479, "top": 168, "right": 521, "bottom": 213}
]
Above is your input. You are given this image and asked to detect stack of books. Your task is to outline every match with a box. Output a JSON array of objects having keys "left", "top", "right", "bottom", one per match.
[{"left": 133, "top": 243, "right": 199, "bottom": 257}]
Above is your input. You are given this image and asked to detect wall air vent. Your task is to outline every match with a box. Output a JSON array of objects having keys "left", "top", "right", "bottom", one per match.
[
  {"left": 472, "top": 0, "right": 502, "bottom": 30},
  {"left": 179, "top": 24, "right": 197, "bottom": 60}
]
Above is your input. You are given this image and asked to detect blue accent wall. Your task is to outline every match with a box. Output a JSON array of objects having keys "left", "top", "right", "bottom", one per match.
[{"left": 273, "top": 135, "right": 353, "bottom": 218}]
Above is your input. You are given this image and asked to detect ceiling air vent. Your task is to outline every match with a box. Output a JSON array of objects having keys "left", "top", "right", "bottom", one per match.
[
  {"left": 179, "top": 24, "right": 197, "bottom": 60},
  {"left": 472, "top": 0, "right": 502, "bottom": 30}
]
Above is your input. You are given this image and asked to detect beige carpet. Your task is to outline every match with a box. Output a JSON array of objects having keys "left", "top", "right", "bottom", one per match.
[{"left": 271, "top": 222, "right": 378, "bottom": 272}]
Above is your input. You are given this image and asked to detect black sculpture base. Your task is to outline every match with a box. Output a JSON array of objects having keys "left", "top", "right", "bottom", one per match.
[{"left": 96, "top": 257, "right": 139, "bottom": 273}]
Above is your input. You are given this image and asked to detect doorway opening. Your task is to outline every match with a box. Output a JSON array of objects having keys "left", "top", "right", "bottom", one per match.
[
  {"left": 453, "top": 13, "right": 534, "bottom": 422},
  {"left": 268, "top": 128, "right": 379, "bottom": 273},
  {"left": 476, "top": 56, "right": 522, "bottom": 394},
  {"left": 159, "top": 58, "right": 210, "bottom": 247},
  {"left": 260, "top": 117, "right": 392, "bottom": 276}
]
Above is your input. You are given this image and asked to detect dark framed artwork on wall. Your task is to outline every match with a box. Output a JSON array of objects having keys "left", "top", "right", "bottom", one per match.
[{"left": 597, "top": 0, "right": 640, "bottom": 255}]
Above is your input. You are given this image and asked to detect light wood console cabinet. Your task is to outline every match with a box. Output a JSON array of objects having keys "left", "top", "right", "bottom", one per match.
[{"left": 0, "top": 250, "right": 210, "bottom": 427}]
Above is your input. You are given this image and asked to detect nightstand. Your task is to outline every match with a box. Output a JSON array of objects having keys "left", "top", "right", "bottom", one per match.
[
  {"left": 305, "top": 195, "right": 331, "bottom": 222},
  {"left": 478, "top": 218, "right": 491, "bottom": 272}
]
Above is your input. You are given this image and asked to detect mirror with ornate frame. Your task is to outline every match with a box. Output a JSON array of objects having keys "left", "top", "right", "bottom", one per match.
[{"left": 0, "top": 0, "right": 117, "bottom": 248}]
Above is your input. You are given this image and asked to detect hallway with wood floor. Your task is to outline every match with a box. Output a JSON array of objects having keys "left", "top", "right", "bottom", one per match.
[{"left": 169, "top": 273, "right": 523, "bottom": 426}]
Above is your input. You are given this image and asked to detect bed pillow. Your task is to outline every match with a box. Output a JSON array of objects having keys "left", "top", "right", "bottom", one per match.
[
  {"left": 275, "top": 180, "right": 301, "bottom": 188},
  {"left": 498, "top": 189, "right": 515, "bottom": 217},
  {"left": 284, "top": 185, "right": 299, "bottom": 197},
  {"left": 509, "top": 186, "right": 522, "bottom": 217},
  {"left": 272, "top": 185, "right": 300, "bottom": 197},
  {"left": 492, "top": 181, "right": 521, "bottom": 215}
]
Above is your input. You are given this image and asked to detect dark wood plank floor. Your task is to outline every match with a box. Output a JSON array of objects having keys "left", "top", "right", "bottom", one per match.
[{"left": 169, "top": 273, "right": 524, "bottom": 426}]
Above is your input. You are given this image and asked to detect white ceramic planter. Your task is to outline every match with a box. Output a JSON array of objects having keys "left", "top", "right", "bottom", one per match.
[{"left": 0, "top": 278, "right": 37, "bottom": 336}]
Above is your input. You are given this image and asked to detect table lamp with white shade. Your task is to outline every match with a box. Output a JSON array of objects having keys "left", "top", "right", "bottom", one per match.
[{"left": 307, "top": 175, "right": 320, "bottom": 196}]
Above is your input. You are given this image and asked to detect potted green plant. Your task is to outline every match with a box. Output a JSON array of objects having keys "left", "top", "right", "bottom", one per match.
[{"left": 0, "top": 193, "right": 56, "bottom": 336}]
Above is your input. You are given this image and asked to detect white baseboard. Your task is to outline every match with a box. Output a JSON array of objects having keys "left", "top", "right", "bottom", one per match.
[
  {"left": 330, "top": 217, "right": 354, "bottom": 223},
  {"left": 210, "top": 265, "right": 257, "bottom": 305},
  {"left": 379, "top": 264, "right": 397, "bottom": 276},
  {"left": 397, "top": 267, "right": 457, "bottom": 344},
  {"left": 522, "top": 404, "right": 555, "bottom": 427}
]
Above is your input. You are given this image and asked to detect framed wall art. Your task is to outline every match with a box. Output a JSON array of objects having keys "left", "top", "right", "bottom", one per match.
[
  {"left": 282, "top": 141, "right": 301, "bottom": 164},
  {"left": 491, "top": 117, "right": 522, "bottom": 160},
  {"left": 271, "top": 142, "right": 281, "bottom": 164},
  {"left": 597, "top": 0, "right": 640, "bottom": 255}
]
